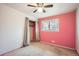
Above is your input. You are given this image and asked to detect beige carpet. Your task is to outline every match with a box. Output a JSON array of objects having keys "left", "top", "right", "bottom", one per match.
[
  {"left": 3, "top": 46, "right": 59, "bottom": 56},
  {"left": 2, "top": 42, "right": 78, "bottom": 56}
]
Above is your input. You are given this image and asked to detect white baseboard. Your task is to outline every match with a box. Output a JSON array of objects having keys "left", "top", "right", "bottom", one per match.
[{"left": 40, "top": 41, "right": 76, "bottom": 50}]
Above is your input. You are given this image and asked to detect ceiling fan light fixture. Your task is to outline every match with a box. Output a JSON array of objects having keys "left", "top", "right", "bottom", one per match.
[
  {"left": 38, "top": 7, "right": 43, "bottom": 12},
  {"left": 27, "top": 3, "right": 53, "bottom": 13}
]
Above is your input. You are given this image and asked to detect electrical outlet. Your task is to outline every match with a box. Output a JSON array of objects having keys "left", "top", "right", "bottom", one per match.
[{"left": 51, "top": 41, "right": 55, "bottom": 43}]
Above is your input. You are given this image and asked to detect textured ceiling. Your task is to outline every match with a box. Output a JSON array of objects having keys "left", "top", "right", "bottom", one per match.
[{"left": 4, "top": 3, "right": 79, "bottom": 19}]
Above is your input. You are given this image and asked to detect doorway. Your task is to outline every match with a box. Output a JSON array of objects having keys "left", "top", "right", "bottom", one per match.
[
  {"left": 23, "top": 18, "right": 36, "bottom": 47},
  {"left": 29, "top": 21, "right": 36, "bottom": 42}
]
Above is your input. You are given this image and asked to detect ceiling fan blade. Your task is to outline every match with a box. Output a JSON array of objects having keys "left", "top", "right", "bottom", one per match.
[
  {"left": 27, "top": 4, "right": 36, "bottom": 7},
  {"left": 43, "top": 9, "right": 46, "bottom": 13},
  {"left": 44, "top": 4, "right": 53, "bottom": 8},
  {"left": 33, "top": 9, "right": 37, "bottom": 13}
]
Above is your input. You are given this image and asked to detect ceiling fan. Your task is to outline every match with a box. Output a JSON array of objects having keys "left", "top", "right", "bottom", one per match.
[{"left": 27, "top": 3, "right": 53, "bottom": 13}]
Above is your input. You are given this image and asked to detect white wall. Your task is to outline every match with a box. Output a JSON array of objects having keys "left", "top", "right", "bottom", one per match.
[
  {"left": 76, "top": 7, "right": 79, "bottom": 54},
  {"left": 0, "top": 4, "right": 26, "bottom": 55}
]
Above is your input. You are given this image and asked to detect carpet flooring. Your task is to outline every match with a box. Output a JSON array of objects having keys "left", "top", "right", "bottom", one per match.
[{"left": 2, "top": 42, "right": 79, "bottom": 56}]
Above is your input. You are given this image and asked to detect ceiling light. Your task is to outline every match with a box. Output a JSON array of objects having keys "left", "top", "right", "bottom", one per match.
[{"left": 38, "top": 7, "right": 43, "bottom": 12}]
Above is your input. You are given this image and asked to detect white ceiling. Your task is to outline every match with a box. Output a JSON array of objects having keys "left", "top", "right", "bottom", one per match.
[{"left": 4, "top": 3, "right": 79, "bottom": 19}]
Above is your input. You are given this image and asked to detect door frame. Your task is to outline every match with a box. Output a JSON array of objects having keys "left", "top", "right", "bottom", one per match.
[
  {"left": 23, "top": 17, "right": 30, "bottom": 46},
  {"left": 23, "top": 17, "right": 39, "bottom": 47}
]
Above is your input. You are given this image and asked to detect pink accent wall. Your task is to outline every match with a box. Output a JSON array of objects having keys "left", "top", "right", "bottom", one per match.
[{"left": 38, "top": 11, "right": 76, "bottom": 49}]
